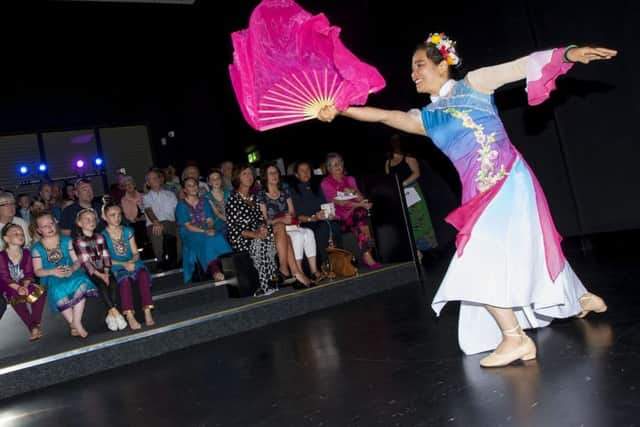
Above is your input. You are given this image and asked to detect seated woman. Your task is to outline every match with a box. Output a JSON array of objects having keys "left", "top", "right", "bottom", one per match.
[
  {"left": 38, "top": 182, "right": 63, "bottom": 221},
  {"left": 0, "top": 223, "right": 46, "bottom": 341},
  {"left": 102, "top": 203, "right": 155, "bottom": 329},
  {"left": 31, "top": 211, "right": 97, "bottom": 338},
  {"left": 226, "top": 163, "right": 279, "bottom": 297},
  {"left": 257, "top": 162, "right": 316, "bottom": 285},
  {"left": 320, "top": 152, "right": 381, "bottom": 269},
  {"left": 119, "top": 175, "right": 149, "bottom": 250},
  {"left": 176, "top": 177, "right": 232, "bottom": 283},
  {"left": 290, "top": 161, "right": 342, "bottom": 272},
  {"left": 204, "top": 169, "right": 230, "bottom": 235}
]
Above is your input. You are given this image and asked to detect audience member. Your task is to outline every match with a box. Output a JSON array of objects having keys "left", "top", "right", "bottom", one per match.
[
  {"left": 220, "top": 160, "right": 234, "bottom": 191},
  {"left": 204, "top": 169, "right": 230, "bottom": 235},
  {"left": 257, "top": 162, "right": 315, "bottom": 286},
  {"left": 0, "top": 223, "right": 46, "bottom": 341},
  {"left": 176, "top": 177, "right": 232, "bottom": 283},
  {"left": 32, "top": 212, "right": 97, "bottom": 338},
  {"left": 30, "top": 196, "right": 46, "bottom": 214},
  {"left": 59, "top": 179, "right": 104, "bottom": 238},
  {"left": 119, "top": 175, "right": 148, "bottom": 249},
  {"left": 180, "top": 165, "right": 209, "bottom": 199},
  {"left": 142, "top": 169, "right": 180, "bottom": 268},
  {"left": 50, "top": 182, "right": 65, "bottom": 219},
  {"left": 109, "top": 172, "right": 127, "bottom": 205},
  {"left": 102, "top": 203, "right": 155, "bottom": 329},
  {"left": 73, "top": 208, "right": 127, "bottom": 332},
  {"left": 16, "top": 194, "right": 31, "bottom": 224},
  {"left": 37, "top": 182, "right": 62, "bottom": 220},
  {"left": 62, "top": 181, "right": 77, "bottom": 209},
  {"left": 385, "top": 134, "right": 438, "bottom": 253},
  {"left": 163, "top": 165, "right": 181, "bottom": 195},
  {"left": 0, "top": 192, "right": 32, "bottom": 250},
  {"left": 321, "top": 153, "right": 381, "bottom": 269},
  {"left": 291, "top": 161, "right": 342, "bottom": 269},
  {"left": 226, "top": 163, "right": 279, "bottom": 297}
]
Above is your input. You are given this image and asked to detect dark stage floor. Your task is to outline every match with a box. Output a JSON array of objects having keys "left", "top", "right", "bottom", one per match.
[{"left": 0, "top": 231, "right": 638, "bottom": 426}]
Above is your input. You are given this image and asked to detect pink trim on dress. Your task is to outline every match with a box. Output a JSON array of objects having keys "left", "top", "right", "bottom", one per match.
[
  {"left": 527, "top": 48, "right": 574, "bottom": 106},
  {"left": 518, "top": 156, "right": 566, "bottom": 281},
  {"left": 445, "top": 154, "right": 566, "bottom": 282}
]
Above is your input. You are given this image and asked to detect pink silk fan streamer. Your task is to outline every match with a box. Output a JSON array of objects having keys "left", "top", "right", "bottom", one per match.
[{"left": 229, "top": 0, "right": 386, "bottom": 131}]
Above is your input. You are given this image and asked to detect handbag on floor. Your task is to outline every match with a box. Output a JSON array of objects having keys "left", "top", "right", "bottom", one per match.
[
  {"left": 323, "top": 219, "right": 358, "bottom": 277},
  {"left": 326, "top": 247, "right": 358, "bottom": 278}
]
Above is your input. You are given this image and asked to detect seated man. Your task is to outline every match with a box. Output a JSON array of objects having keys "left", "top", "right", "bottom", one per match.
[
  {"left": 142, "top": 169, "right": 181, "bottom": 269},
  {"left": 0, "top": 192, "right": 32, "bottom": 249},
  {"left": 59, "top": 178, "right": 105, "bottom": 238}
]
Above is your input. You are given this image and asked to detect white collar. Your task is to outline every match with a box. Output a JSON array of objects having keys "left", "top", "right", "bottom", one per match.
[{"left": 430, "top": 79, "right": 456, "bottom": 103}]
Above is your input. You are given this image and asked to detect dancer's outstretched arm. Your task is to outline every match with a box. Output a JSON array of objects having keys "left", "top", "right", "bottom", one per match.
[
  {"left": 467, "top": 45, "right": 618, "bottom": 94},
  {"left": 318, "top": 105, "right": 426, "bottom": 136}
]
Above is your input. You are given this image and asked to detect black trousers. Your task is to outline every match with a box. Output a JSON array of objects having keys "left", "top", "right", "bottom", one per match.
[
  {"left": 0, "top": 295, "right": 6, "bottom": 319},
  {"left": 88, "top": 274, "right": 118, "bottom": 311}
]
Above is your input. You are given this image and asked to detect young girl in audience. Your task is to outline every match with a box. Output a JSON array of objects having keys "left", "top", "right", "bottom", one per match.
[
  {"left": 31, "top": 211, "right": 97, "bottom": 338},
  {"left": 0, "top": 223, "right": 46, "bottom": 341},
  {"left": 101, "top": 203, "right": 154, "bottom": 329},
  {"left": 73, "top": 208, "right": 127, "bottom": 331}
]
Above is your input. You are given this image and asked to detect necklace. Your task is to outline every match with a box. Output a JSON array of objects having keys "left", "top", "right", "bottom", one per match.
[
  {"left": 42, "top": 237, "right": 63, "bottom": 264},
  {"left": 108, "top": 227, "right": 127, "bottom": 256},
  {"left": 238, "top": 190, "right": 254, "bottom": 204}
]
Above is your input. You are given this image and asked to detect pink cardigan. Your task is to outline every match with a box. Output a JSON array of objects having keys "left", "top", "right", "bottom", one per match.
[{"left": 320, "top": 174, "right": 359, "bottom": 222}]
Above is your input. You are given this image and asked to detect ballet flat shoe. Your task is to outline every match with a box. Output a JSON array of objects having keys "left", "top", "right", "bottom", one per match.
[
  {"left": 480, "top": 336, "right": 537, "bottom": 368},
  {"left": 577, "top": 292, "right": 608, "bottom": 319}
]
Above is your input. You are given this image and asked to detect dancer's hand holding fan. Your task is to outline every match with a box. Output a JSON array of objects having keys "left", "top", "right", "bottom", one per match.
[{"left": 229, "top": 0, "right": 385, "bottom": 131}]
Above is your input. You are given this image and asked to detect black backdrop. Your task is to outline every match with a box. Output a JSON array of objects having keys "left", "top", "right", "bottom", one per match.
[{"left": 0, "top": 0, "right": 636, "bottom": 236}]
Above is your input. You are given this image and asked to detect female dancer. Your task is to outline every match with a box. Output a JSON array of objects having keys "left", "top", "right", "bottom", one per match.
[{"left": 318, "top": 34, "right": 616, "bottom": 367}]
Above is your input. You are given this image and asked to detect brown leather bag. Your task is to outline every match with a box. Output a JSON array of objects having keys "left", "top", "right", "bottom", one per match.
[{"left": 326, "top": 247, "right": 358, "bottom": 277}]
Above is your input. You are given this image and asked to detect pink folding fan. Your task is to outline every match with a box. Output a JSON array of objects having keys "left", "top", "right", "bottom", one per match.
[{"left": 229, "top": 0, "right": 386, "bottom": 131}]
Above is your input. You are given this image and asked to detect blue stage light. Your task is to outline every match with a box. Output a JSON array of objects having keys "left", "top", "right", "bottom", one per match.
[
  {"left": 18, "top": 165, "right": 29, "bottom": 176},
  {"left": 94, "top": 157, "right": 104, "bottom": 167},
  {"left": 38, "top": 163, "right": 47, "bottom": 173}
]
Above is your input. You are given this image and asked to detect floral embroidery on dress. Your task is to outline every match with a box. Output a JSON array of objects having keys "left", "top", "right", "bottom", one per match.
[{"left": 444, "top": 108, "right": 508, "bottom": 192}]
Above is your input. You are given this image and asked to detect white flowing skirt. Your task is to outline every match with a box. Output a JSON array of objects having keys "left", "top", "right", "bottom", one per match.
[{"left": 431, "top": 157, "right": 587, "bottom": 355}]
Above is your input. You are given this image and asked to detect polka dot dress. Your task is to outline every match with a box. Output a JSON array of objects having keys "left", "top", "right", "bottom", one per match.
[{"left": 226, "top": 191, "right": 278, "bottom": 294}]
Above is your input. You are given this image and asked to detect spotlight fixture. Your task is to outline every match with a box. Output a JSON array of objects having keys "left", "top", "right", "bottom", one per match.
[
  {"left": 94, "top": 157, "right": 104, "bottom": 167},
  {"left": 18, "top": 165, "right": 29, "bottom": 176},
  {"left": 75, "top": 159, "right": 86, "bottom": 169},
  {"left": 38, "top": 163, "right": 48, "bottom": 173}
]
